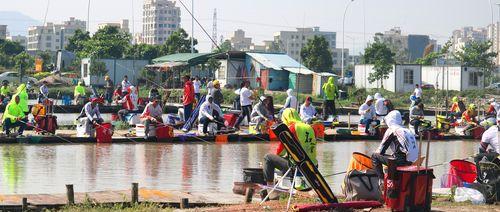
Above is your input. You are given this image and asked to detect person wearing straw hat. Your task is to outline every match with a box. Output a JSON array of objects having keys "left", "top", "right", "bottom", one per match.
[
  {"left": 2, "top": 95, "right": 27, "bottom": 137},
  {"left": 371, "top": 110, "right": 419, "bottom": 180},
  {"left": 358, "top": 95, "right": 379, "bottom": 134}
]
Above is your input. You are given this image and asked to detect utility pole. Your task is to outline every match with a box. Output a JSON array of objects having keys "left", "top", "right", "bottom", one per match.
[
  {"left": 342, "top": 0, "right": 354, "bottom": 79},
  {"left": 212, "top": 8, "right": 217, "bottom": 51},
  {"left": 190, "top": 0, "right": 194, "bottom": 53}
]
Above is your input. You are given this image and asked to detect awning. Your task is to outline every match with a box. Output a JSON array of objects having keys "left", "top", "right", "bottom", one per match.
[
  {"left": 152, "top": 53, "right": 215, "bottom": 66},
  {"left": 146, "top": 61, "right": 187, "bottom": 69},
  {"left": 283, "top": 67, "right": 315, "bottom": 75}
]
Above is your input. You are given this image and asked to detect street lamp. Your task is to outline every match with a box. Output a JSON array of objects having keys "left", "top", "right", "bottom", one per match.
[{"left": 342, "top": 0, "right": 354, "bottom": 78}]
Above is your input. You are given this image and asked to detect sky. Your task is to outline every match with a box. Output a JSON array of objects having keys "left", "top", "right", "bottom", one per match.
[{"left": 0, "top": 0, "right": 498, "bottom": 54}]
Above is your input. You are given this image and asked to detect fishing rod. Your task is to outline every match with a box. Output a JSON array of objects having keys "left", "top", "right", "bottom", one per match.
[{"left": 17, "top": 119, "right": 73, "bottom": 144}]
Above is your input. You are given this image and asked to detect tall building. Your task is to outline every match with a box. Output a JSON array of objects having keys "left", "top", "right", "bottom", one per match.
[
  {"left": 375, "top": 27, "right": 431, "bottom": 62},
  {"left": 0, "top": 25, "right": 7, "bottom": 40},
  {"left": 487, "top": 22, "right": 500, "bottom": 65},
  {"left": 229, "top": 29, "right": 252, "bottom": 51},
  {"left": 274, "top": 27, "right": 344, "bottom": 72},
  {"left": 27, "top": 17, "right": 86, "bottom": 52},
  {"left": 97, "top": 19, "right": 130, "bottom": 34},
  {"left": 6, "top": 35, "right": 27, "bottom": 49},
  {"left": 450, "top": 26, "right": 488, "bottom": 53},
  {"left": 142, "top": 0, "right": 181, "bottom": 45}
]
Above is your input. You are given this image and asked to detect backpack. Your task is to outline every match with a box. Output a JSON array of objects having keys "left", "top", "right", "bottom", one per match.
[{"left": 343, "top": 169, "right": 382, "bottom": 202}]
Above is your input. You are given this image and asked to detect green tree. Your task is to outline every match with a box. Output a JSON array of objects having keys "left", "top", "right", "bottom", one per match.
[
  {"left": 453, "top": 40, "right": 497, "bottom": 85},
  {"left": 300, "top": 35, "right": 333, "bottom": 72},
  {"left": 206, "top": 57, "right": 221, "bottom": 72},
  {"left": 90, "top": 61, "right": 108, "bottom": 79},
  {"left": 212, "top": 40, "right": 232, "bottom": 53},
  {"left": 14, "top": 52, "right": 34, "bottom": 81},
  {"left": 81, "top": 26, "right": 131, "bottom": 59},
  {"left": 125, "top": 44, "right": 161, "bottom": 62},
  {"left": 0, "top": 39, "right": 24, "bottom": 56},
  {"left": 363, "top": 41, "right": 395, "bottom": 89},
  {"left": 416, "top": 41, "right": 452, "bottom": 65},
  {"left": 65, "top": 29, "right": 90, "bottom": 52},
  {"left": 160, "top": 28, "right": 198, "bottom": 55}
]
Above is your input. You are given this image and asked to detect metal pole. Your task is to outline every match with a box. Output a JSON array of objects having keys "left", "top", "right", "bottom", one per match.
[
  {"left": 342, "top": 0, "right": 354, "bottom": 78},
  {"left": 191, "top": 0, "right": 194, "bottom": 53},
  {"left": 87, "top": 0, "right": 91, "bottom": 32}
]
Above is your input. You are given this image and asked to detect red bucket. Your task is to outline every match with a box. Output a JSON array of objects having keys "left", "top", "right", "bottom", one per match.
[
  {"left": 96, "top": 123, "right": 113, "bottom": 143},
  {"left": 449, "top": 159, "right": 476, "bottom": 184}
]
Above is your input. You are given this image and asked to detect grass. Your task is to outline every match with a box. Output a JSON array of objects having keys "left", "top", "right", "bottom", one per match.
[{"left": 48, "top": 196, "right": 174, "bottom": 212}]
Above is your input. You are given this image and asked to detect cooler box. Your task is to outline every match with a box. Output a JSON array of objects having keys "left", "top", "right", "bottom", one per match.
[
  {"left": 156, "top": 124, "right": 174, "bottom": 139},
  {"left": 136, "top": 124, "right": 156, "bottom": 137},
  {"left": 224, "top": 114, "right": 238, "bottom": 128},
  {"left": 96, "top": 123, "right": 113, "bottom": 143},
  {"left": 384, "top": 166, "right": 434, "bottom": 211}
]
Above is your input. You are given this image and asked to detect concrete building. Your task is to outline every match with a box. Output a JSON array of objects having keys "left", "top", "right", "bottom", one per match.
[
  {"left": 6, "top": 35, "right": 27, "bottom": 49},
  {"left": 488, "top": 22, "right": 500, "bottom": 65},
  {"left": 142, "top": 0, "right": 181, "bottom": 45},
  {"left": 354, "top": 64, "right": 422, "bottom": 93},
  {"left": 0, "top": 25, "right": 6, "bottom": 39},
  {"left": 81, "top": 58, "right": 148, "bottom": 86},
  {"left": 27, "top": 17, "right": 86, "bottom": 51},
  {"left": 331, "top": 48, "right": 349, "bottom": 72},
  {"left": 229, "top": 29, "right": 252, "bottom": 51},
  {"left": 375, "top": 27, "right": 431, "bottom": 63},
  {"left": 421, "top": 66, "right": 484, "bottom": 91},
  {"left": 274, "top": 27, "right": 339, "bottom": 71},
  {"left": 408, "top": 35, "right": 430, "bottom": 61},
  {"left": 97, "top": 19, "right": 130, "bottom": 34},
  {"left": 451, "top": 26, "right": 488, "bottom": 53}
]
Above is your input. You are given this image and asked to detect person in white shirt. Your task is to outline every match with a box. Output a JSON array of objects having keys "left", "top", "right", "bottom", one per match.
[
  {"left": 77, "top": 98, "right": 104, "bottom": 136},
  {"left": 121, "top": 75, "right": 132, "bottom": 94},
  {"left": 283, "top": 89, "right": 297, "bottom": 109},
  {"left": 300, "top": 96, "right": 316, "bottom": 124},
  {"left": 206, "top": 80, "right": 214, "bottom": 96},
  {"left": 358, "top": 95, "right": 379, "bottom": 134},
  {"left": 413, "top": 84, "right": 422, "bottom": 100},
  {"left": 374, "top": 93, "right": 387, "bottom": 117},
  {"left": 199, "top": 95, "right": 224, "bottom": 134},
  {"left": 192, "top": 76, "right": 201, "bottom": 101},
  {"left": 371, "top": 110, "right": 419, "bottom": 179},
  {"left": 38, "top": 81, "right": 49, "bottom": 103},
  {"left": 474, "top": 119, "right": 499, "bottom": 183},
  {"left": 234, "top": 81, "right": 254, "bottom": 129},
  {"left": 140, "top": 97, "right": 163, "bottom": 137}
]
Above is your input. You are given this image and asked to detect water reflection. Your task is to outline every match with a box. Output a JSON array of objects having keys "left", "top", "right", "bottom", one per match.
[{"left": 0, "top": 141, "right": 478, "bottom": 195}]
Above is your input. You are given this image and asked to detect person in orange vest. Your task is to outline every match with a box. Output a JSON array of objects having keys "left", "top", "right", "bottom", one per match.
[
  {"left": 116, "top": 86, "right": 139, "bottom": 122},
  {"left": 462, "top": 104, "right": 478, "bottom": 132}
]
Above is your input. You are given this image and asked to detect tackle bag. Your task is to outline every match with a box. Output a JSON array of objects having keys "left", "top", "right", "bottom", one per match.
[
  {"left": 36, "top": 115, "right": 57, "bottom": 134},
  {"left": 343, "top": 169, "right": 382, "bottom": 201}
]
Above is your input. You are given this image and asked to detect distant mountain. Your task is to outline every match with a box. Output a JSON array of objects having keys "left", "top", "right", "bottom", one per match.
[{"left": 0, "top": 11, "right": 41, "bottom": 36}]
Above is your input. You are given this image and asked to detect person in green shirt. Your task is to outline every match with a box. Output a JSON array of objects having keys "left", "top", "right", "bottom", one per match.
[
  {"left": 12, "top": 84, "right": 28, "bottom": 114},
  {"left": 74, "top": 81, "right": 86, "bottom": 105},
  {"left": 2, "top": 95, "right": 27, "bottom": 136},
  {"left": 321, "top": 76, "right": 338, "bottom": 120},
  {"left": 0, "top": 81, "right": 11, "bottom": 105}
]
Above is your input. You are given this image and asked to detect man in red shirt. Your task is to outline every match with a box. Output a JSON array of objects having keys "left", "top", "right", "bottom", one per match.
[{"left": 183, "top": 75, "right": 195, "bottom": 122}]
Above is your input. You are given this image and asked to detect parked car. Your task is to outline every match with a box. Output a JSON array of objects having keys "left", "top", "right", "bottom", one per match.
[
  {"left": 421, "top": 83, "right": 435, "bottom": 90},
  {"left": 0, "top": 72, "right": 38, "bottom": 85},
  {"left": 486, "top": 82, "right": 500, "bottom": 89}
]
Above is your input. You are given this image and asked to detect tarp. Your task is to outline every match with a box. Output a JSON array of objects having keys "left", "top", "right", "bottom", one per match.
[
  {"left": 145, "top": 61, "right": 188, "bottom": 69},
  {"left": 246, "top": 52, "right": 313, "bottom": 74},
  {"left": 152, "top": 53, "right": 215, "bottom": 66}
]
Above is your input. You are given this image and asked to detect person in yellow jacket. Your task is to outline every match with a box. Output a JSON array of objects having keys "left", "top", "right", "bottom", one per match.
[
  {"left": 262, "top": 108, "right": 317, "bottom": 197},
  {"left": 321, "top": 76, "right": 338, "bottom": 120},
  {"left": 12, "top": 84, "right": 29, "bottom": 114},
  {"left": 74, "top": 81, "right": 86, "bottom": 105},
  {"left": 2, "top": 95, "right": 27, "bottom": 136},
  {"left": 0, "top": 81, "right": 11, "bottom": 105}
]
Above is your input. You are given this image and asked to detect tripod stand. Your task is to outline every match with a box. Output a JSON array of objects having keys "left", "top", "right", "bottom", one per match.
[{"left": 260, "top": 165, "right": 302, "bottom": 211}]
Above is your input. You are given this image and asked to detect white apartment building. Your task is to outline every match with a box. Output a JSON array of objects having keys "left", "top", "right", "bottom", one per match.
[
  {"left": 450, "top": 26, "right": 488, "bottom": 53},
  {"left": 274, "top": 27, "right": 342, "bottom": 71},
  {"left": 142, "top": 0, "right": 181, "bottom": 45},
  {"left": 6, "top": 35, "right": 27, "bottom": 49},
  {"left": 27, "top": 17, "right": 86, "bottom": 52},
  {"left": 229, "top": 29, "right": 252, "bottom": 51},
  {"left": 488, "top": 22, "right": 500, "bottom": 65},
  {"left": 97, "top": 19, "right": 130, "bottom": 34}
]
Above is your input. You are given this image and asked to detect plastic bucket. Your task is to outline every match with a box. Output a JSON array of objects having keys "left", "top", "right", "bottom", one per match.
[{"left": 96, "top": 123, "right": 113, "bottom": 143}]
